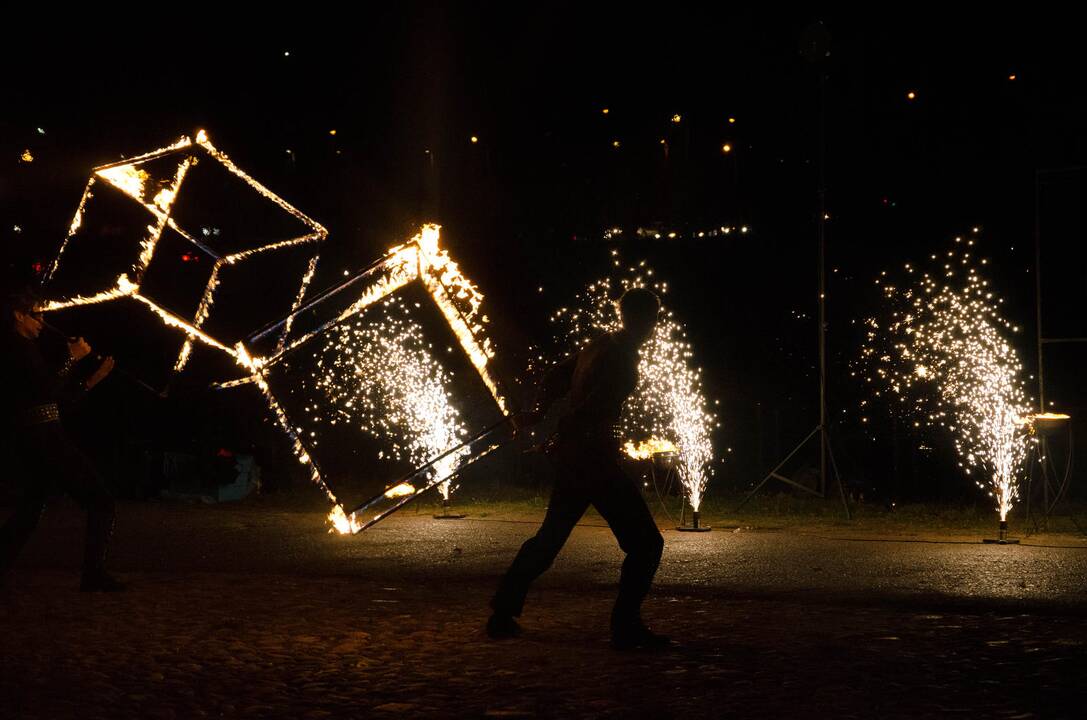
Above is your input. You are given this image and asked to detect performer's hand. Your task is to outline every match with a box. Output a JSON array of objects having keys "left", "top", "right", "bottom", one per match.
[
  {"left": 86, "top": 356, "right": 114, "bottom": 389},
  {"left": 68, "top": 337, "right": 92, "bottom": 361}
]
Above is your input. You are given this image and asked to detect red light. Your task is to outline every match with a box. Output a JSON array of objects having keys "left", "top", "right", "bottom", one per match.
[{"left": 31, "top": 262, "right": 43, "bottom": 274}]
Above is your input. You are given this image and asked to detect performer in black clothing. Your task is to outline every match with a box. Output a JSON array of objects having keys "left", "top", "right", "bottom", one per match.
[
  {"left": 488, "top": 288, "right": 668, "bottom": 649},
  {"left": 0, "top": 290, "right": 123, "bottom": 591}
]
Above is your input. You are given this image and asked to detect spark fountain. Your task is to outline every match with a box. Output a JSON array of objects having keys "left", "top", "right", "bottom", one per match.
[
  {"left": 545, "top": 256, "right": 718, "bottom": 530},
  {"left": 301, "top": 296, "right": 471, "bottom": 520},
  {"left": 859, "top": 235, "right": 1034, "bottom": 543}
]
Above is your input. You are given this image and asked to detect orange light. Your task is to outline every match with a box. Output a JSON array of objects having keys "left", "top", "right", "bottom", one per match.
[
  {"left": 470, "top": 135, "right": 478, "bottom": 144},
  {"left": 907, "top": 91, "right": 917, "bottom": 101},
  {"left": 721, "top": 144, "right": 732, "bottom": 154},
  {"left": 602, "top": 108, "right": 609, "bottom": 115}
]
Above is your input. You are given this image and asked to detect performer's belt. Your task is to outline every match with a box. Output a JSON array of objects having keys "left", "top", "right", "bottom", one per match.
[{"left": 24, "top": 403, "right": 60, "bottom": 425}]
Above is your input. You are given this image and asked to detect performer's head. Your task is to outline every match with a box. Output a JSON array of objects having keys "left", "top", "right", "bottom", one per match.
[
  {"left": 618, "top": 287, "right": 660, "bottom": 343},
  {"left": 5, "top": 288, "right": 44, "bottom": 339}
]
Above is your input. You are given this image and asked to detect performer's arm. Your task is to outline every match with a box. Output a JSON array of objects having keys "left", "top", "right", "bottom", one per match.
[{"left": 56, "top": 338, "right": 113, "bottom": 402}]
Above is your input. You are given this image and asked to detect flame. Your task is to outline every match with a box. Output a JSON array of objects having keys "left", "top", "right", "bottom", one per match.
[
  {"left": 96, "top": 165, "right": 151, "bottom": 203},
  {"left": 384, "top": 483, "right": 416, "bottom": 498},
  {"left": 623, "top": 437, "right": 678, "bottom": 460},
  {"left": 328, "top": 504, "right": 362, "bottom": 534}
]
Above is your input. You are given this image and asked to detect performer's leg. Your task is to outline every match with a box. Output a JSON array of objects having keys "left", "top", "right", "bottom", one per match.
[
  {"left": 490, "top": 479, "right": 590, "bottom": 619},
  {"left": 57, "top": 444, "right": 120, "bottom": 590},
  {"left": 591, "top": 462, "right": 664, "bottom": 637}
]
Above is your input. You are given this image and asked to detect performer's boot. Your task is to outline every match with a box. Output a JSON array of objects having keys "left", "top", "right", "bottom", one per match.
[
  {"left": 485, "top": 613, "right": 522, "bottom": 639},
  {"left": 79, "top": 499, "right": 125, "bottom": 592},
  {"left": 610, "top": 609, "right": 670, "bottom": 650}
]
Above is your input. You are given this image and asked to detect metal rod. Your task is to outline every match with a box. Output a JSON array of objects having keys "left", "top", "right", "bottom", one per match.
[
  {"left": 346, "top": 418, "right": 511, "bottom": 517},
  {"left": 1035, "top": 170, "right": 1045, "bottom": 413},
  {"left": 352, "top": 438, "right": 505, "bottom": 533},
  {"left": 246, "top": 252, "right": 395, "bottom": 344},
  {"left": 818, "top": 65, "right": 828, "bottom": 499},
  {"left": 736, "top": 426, "right": 821, "bottom": 510}
]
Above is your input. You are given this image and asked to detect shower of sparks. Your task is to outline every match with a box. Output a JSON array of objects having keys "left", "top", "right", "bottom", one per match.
[
  {"left": 858, "top": 237, "right": 1033, "bottom": 520},
  {"left": 301, "top": 296, "right": 470, "bottom": 513},
  {"left": 545, "top": 257, "right": 718, "bottom": 511}
]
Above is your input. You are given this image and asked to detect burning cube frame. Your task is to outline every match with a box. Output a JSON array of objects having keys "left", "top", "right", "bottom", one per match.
[
  {"left": 40, "top": 130, "right": 326, "bottom": 381},
  {"left": 229, "top": 225, "right": 511, "bottom": 533}
]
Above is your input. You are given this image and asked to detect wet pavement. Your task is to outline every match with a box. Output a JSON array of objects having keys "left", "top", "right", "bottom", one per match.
[{"left": 3, "top": 499, "right": 1086, "bottom": 718}]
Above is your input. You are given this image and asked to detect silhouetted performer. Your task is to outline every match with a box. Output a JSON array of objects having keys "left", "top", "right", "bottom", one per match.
[
  {"left": 0, "top": 290, "right": 123, "bottom": 591},
  {"left": 488, "top": 288, "right": 667, "bottom": 649}
]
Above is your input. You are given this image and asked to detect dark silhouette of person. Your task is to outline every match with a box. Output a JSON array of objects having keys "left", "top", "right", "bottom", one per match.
[
  {"left": 488, "top": 287, "right": 667, "bottom": 649},
  {"left": 0, "top": 289, "right": 123, "bottom": 591}
]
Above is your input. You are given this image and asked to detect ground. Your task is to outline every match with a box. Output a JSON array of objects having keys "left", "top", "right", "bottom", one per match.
[{"left": 2, "top": 495, "right": 1086, "bottom": 719}]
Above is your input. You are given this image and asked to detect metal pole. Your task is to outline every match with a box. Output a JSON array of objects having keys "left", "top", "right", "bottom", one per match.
[
  {"left": 817, "top": 67, "right": 828, "bottom": 498},
  {"left": 1035, "top": 169, "right": 1045, "bottom": 413}
]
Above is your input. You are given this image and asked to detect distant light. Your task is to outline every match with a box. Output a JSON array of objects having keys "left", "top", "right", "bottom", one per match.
[
  {"left": 470, "top": 135, "right": 479, "bottom": 144},
  {"left": 20, "top": 149, "right": 33, "bottom": 163},
  {"left": 612, "top": 140, "right": 621, "bottom": 148},
  {"left": 13, "top": 225, "right": 22, "bottom": 233},
  {"left": 906, "top": 91, "right": 917, "bottom": 101},
  {"left": 329, "top": 129, "right": 337, "bottom": 136},
  {"left": 728, "top": 117, "right": 736, "bottom": 124},
  {"left": 660, "top": 138, "right": 667, "bottom": 145},
  {"left": 1008, "top": 74, "right": 1017, "bottom": 81},
  {"left": 671, "top": 114, "right": 682, "bottom": 124},
  {"left": 972, "top": 226, "right": 980, "bottom": 233},
  {"left": 741, "top": 226, "right": 749, "bottom": 234},
  {"left": 36, "top": 127, "right": 45, "bottom": 135},
  {"left": 283, "top": 51, "right": 291, "bottom": 57},
  {"left": 602, "top": 108, "right": 610, "bottom": 115},
  {"left": 667, "top": 232, "right": 677, "bottom": 239},
  {"left": 698, "top": 232, "right": 705, "bottom": 238},
  {"left": 721, "top": 143, "right": 732, "bottom": 154},
  {"left": 654, "top": 233, "right": 661, "bottom": 239}
]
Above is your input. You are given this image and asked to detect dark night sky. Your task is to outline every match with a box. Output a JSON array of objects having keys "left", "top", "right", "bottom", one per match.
[{"left": 3, "top": 10, "right": 1085, "bottom": 500}]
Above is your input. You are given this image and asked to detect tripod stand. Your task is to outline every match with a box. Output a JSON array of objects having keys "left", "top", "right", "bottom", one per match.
[{"left": 737, "top": 21, "right": 850, "bottom": 519}]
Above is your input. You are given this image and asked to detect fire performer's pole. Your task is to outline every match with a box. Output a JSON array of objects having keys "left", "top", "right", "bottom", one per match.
[{"left": 346, "top": 418, "right": 512, "bottom": 519}]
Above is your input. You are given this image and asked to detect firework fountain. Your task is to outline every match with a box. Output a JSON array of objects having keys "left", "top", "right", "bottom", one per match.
[
  {"left": 545, "top": 256, "right": 718, "bottom": 529},
  {"left": 302, "top": 297, "right": 471, "bottom": 518},
  {"left": 860, "top": 236, "right": 1035, "bottom": 540}
]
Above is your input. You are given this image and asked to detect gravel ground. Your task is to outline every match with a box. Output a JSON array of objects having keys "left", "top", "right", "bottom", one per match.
[{"left": 2, "top": 498, "right": 1086, "bottom": 718}]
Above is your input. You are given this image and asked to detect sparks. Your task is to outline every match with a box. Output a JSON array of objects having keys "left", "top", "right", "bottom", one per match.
[
  {"left": 860, "top": 239, "right": 1032, "bottom": 520},
  {"left": 303, "top": 297, "right": 470, "bottom": 506}
]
